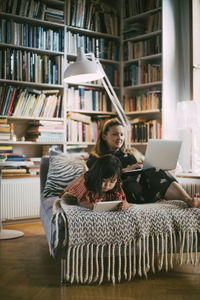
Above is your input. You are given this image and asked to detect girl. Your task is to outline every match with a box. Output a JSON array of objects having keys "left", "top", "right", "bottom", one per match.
[{"left": 60, "top": 154, "right": 131, "bottom": 210}]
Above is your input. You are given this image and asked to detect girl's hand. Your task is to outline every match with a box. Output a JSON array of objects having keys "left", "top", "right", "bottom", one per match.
[
  {"left": 120, "top": 201, "right": 132, "bottom": 210},
  {"left": 122, "top": 163, "right": 142, "bottom": 173}
]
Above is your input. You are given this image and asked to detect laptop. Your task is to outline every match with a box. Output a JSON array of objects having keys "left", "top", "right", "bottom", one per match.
[{"left": 123, "top": 139, "right": 182, "bottom": 173}]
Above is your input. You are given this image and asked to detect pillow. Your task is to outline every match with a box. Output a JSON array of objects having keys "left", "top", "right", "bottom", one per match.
[{"left": 43, "top": 155, "right": 86, "bottom": 198}]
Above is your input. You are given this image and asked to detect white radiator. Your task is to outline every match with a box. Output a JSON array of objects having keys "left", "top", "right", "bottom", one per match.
[
  {"left": 1, "top": 177, "right": 40, "bottom": 220},
  {"left": 181, "top": 182, "right": 200, "bottom": 197}
]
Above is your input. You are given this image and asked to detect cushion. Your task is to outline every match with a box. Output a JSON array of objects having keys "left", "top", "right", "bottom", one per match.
[{"left": 43, "top": 155, "right": 86, "bottom": 198}]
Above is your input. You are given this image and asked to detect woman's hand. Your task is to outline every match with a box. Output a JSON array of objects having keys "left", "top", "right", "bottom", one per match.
[{"left": 122, "top": 163, "right": 142, "bottom": 173}]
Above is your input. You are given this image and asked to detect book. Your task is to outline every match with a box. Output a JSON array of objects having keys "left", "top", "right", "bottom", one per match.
[{"left": 67, "top": 112, "right": 91, "bottom": 124}]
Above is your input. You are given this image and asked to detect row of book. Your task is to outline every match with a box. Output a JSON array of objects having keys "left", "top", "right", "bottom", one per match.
[
  {"left": 0, "top": 118, "right": 12, "bottom": 140},
  {"left": 66, "top": 86, "right": 114, "bottom": 112},
  {"left": 0, "top": 0, "right": 64, "bottom": 23},
  {"left": 0, "top": 19, "right": 64, "bottom": 52},
  {"left": 66, "top": 31, "right": 119, "bottom": 61},
  {"left": 131, "top": 119, "right": 162, "bottom": 143},
  {"left": 123, "top": 91, "right": 161, "bottom": 112},
  {"left": 25, "top": 120, "right": 65, "bottom": 143},
  {"left": 0, "top": 86, "right": 63, "bottom": 118},
  {"left": 123, "top": 12, "right": 161, "bottom": 40},
  {"left": 66, "top": 119, "right": 98, "bottom": 144},
  {"left": 67, "top": 0, "right": 119, "bottom": 35},
  {"left": 123, "top": 0, "right": 161, "bottom": 18},
  {"left": 0, "top": 49, "right": 63, "bottom": 85},
  {"left": 124, "top": 63, "right": 161, "bottom": 86},
  {"left": 124, "top": 35, "right": 161, "bottom": 61}
]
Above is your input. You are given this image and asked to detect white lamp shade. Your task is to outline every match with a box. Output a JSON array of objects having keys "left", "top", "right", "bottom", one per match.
[{"left": 63, "top": 47, "right": 104, "bottom": 83}]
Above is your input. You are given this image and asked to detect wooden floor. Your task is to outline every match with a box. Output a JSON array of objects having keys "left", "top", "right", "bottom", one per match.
[{"left": 0, "top": 221, "right": 200, "bottom": 300}]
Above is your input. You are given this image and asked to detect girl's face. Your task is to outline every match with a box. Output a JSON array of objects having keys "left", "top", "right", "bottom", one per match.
[
  {"left": 103, "top": 125, "right": 125, "bottom": 151},
  {"left": 101, "top": 175, "right": 118, "bottom": 193}
]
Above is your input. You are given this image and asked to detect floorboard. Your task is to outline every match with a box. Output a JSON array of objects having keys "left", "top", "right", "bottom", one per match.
[{"left": 0, "top": 221, "right": 200, "bottom": 300}]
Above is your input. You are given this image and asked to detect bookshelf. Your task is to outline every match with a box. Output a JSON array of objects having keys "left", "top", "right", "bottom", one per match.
[
  {"left": 121, "top": 0, "right": 162, "bottom": 151},
  {"left": 64, "top": 0, "right": 121, "bottom": 149},
  {"left": 0, "top": 0, "right": 66, "bottom": 160}
]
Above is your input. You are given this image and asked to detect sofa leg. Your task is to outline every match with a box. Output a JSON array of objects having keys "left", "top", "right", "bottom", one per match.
[{"left": 61, "top": 258, "right": 67, "bottom": 284}]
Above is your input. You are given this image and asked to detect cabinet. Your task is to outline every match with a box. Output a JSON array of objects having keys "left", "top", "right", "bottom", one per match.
[{"left": 121, "top": 0, "right": 162, "bottom": 151}]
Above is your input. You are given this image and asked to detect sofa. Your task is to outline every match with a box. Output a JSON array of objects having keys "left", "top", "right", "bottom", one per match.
[{"left": 40, "top": 154, "right": 200, "bottom": 285}]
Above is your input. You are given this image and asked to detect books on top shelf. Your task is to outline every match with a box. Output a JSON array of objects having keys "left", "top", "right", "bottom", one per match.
[{"left": 0, "top": 0, "right": 64, "bottom": 23}]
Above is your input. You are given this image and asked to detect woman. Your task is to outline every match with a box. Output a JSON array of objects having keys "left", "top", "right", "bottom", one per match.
[
  {"left": 60, "top": 154, "right": 131, "bottom": 210},
  {"left": 87, "top": 118, "right": 200, "bottom": 207}
]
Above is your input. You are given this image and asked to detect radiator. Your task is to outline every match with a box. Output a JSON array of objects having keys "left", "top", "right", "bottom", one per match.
[
  {"left": 181, "top": 182, "right": 200, "bottom": 197},
  {"left": 1, "top": 177, "right": 40, "bottom": 220}
]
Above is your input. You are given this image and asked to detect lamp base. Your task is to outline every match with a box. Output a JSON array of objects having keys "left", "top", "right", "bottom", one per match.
[{"left": 0, "top": 229, "right": 24, "bottom": 240}]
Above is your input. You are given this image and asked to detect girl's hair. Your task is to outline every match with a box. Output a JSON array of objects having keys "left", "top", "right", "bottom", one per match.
[
  {"left": 92, "top": 118, "right": 125, "bottom": 156},
  {"left": 84, "top": 154, "right": 122, "bottom": 197}
]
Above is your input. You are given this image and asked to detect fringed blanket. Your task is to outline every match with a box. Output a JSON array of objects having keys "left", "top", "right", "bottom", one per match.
[{"left": 50, "top": 199, "right": 200, "bottom": 285}]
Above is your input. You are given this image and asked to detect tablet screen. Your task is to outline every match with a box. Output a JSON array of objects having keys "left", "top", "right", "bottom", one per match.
[{"left": 93, "top": 200, "right": 122, "bottom": 212}]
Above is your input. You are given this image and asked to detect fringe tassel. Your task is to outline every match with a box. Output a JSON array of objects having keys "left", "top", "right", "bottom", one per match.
[
  {"left": 133, "top": 239, "right": 136, "bottom": 278},
  {"left": 118, "top": 243, "right": 122, "bottom": 282},
  {"left": 112, "top": 244, "right": 116, "bottom": 284},
  {"left": 107, "top": 244, "right": 111, "bottom": 281},
  {"left": 151, "top": 235, "right": 155, "bottom": 273},
  {"left": 93, "top": 244, "right": 100, "bottom": 283},
  {"left": 84, "top": 244, "right": 90, "bottom": 283},
  {"left": 142, "top": 236, "right": 147, "bottom": 278},
  {"left": 128, "top": 241, "right": 132, "bottom": 281},
  {"left": 138, "top": 238, "right": 142, "bottom": 277},
  {"left": 123, "top": 243, "right": 127, "bottom": 280},
  {"left": 99, "top": 244, "right": 105, "bottom": 285}
]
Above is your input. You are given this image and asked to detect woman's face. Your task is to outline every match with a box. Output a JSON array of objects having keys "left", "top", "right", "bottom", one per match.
[
  {"left": 103, "top": 125, "right": 125, "bottom": 151},
  {"left": 101, "top": 175, "right": 118, "bottom": 192}
]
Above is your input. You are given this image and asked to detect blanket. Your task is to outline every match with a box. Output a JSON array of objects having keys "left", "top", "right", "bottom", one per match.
[{"left": 50, "top": 199, "right": 200, "bottom": 284}]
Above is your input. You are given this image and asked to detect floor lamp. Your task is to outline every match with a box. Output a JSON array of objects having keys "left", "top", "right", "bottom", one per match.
[
  {"left": 63, "top": 47, "right": 131, "bottom": 147},
  {"left": 177, "top": 100, "right": 200, "bottom": 174}
]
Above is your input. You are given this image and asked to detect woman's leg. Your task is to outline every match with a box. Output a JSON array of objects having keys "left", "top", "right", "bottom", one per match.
[{"left": 165, "top": 181, "right": 200, "bottom": 207}]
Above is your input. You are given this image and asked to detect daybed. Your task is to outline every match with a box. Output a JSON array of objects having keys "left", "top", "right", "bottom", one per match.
[{"left": 40, "top": 154, "right": 200, "bottom": 285}]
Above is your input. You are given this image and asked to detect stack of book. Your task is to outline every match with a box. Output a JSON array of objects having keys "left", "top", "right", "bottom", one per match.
[
  {"left": 25, "top": 120, "right": 65, "bottom": 143},
  {"left": 1, "top": 167, "right": 28, "bottom": 177},
  {"left": 0, "top": 118, "right": 11, "bottom": 140}
]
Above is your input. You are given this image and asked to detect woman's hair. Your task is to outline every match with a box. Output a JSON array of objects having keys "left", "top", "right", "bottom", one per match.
[
  {"left": 84, "top": 154, "right": 122, "bottom": 197},
  {"left": 92, "top": 118, "right": 125, "bottom": 156}
]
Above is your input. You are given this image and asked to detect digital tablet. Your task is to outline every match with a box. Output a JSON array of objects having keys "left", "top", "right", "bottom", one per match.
[{"left": 93, "top": 200, "right": 122, "bottom": 212}]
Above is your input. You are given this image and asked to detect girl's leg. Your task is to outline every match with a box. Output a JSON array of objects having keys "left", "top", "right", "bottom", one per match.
[{"left": 165, "top": 181, "right": 200, "bottom": 207}]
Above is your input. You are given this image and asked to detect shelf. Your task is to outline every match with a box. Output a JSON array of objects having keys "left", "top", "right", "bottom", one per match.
[
  {"left": 0, "top": 79, "right": 63, "bottom": 89},
  {"left": 123, "top": 30, "right": 162, "bottom": 43},
  {"left": 0, "top": 43, "right": 64, "bottom": 56},
  {"left": 66, "top": 110, "right": 116, "bottom": 115},
  {"left": 124, "top": 7, "right": 162, "bottom": 23},
  {"left": 124, "top": 82, "right": 162, "bottom": 90},
  {"left": 0, "top": 12, "right": 65, "bottom": 28},
  {"left": 0, "top": 141, "right": 65, "bottom": 145},
  {"left": 0, "top": 116, "right": 64, "bottom": 121},
  {"left": 126, "top": 110, "right": 161, "bottom": 116},
  {"left": 124, "top": 53, "right": 162, "bottom": 64},
  {"left": 66, "top": 25, "right": 120, "bottom": 40}
]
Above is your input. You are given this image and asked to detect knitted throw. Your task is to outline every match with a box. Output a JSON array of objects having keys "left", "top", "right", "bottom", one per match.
[{"left": 51, "top": 199, "right": 200, "bottom": 284}]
